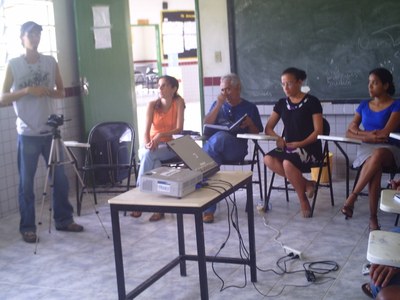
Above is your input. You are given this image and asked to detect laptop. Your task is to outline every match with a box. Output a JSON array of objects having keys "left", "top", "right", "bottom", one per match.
[{"left": 167, "top": 135, "right": 220, "bottom": 179}]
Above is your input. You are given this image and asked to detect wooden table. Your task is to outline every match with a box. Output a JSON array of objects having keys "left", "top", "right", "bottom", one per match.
[{"left": 108, "top": 171, "right": 257, "bottom": 299}]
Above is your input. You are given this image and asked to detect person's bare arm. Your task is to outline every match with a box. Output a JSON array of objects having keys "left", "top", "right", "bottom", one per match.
[
  {"left": 203, "top": 94, "right": 225, "bottom": 124},
  {"left": 286, "top": 113, "right": 323, "bottom": 149},
  {"left": 265, "top": 111, "right": 285, "bottom": 149},
  {"left": 370, "top": 264, "right": 400, "bottom": 288},
  {"left": 1, "top": 63, "right": 64, "bottom": 107}
]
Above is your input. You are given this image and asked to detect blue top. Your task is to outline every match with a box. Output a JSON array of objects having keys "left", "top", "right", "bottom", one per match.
[
  {"left": 356, "top": 100, "right": 400, "bottom": 131},
  {"left": 208, "top": 98, "right": 263, "bottom": 134}
]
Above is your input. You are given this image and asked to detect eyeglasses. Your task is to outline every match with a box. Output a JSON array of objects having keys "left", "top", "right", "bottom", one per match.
[{"left": 281, "top": 81, "right": 296, "bottom": 88}]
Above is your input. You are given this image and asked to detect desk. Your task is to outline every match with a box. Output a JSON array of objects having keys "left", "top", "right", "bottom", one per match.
[
  {"left": 237, "top": 134, "right": 278, "bottom": 210},
  {"left": 380, "top": 189, "right": 400, "bottom": 214},
  {"left": 108, "top": 171, "right": 257, "bottom": 300},
  {"left": 317, "top": 135, "right": 361, "bottom": 198},
  {"left": 367, "top": 230, "right": 400, "bottom": 268},
  {"left": 64, "top": 141, "right": 91, "bottom": 216}
]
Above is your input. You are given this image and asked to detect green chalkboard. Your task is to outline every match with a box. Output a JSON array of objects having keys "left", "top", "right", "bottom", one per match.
[{"left": 232, "top": 0, "right": 400, "bottom": 102}]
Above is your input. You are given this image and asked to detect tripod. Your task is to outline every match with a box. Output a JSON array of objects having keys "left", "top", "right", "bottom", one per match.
[{"left": 35, "top": 125, "right": 109, "bottom": 254}]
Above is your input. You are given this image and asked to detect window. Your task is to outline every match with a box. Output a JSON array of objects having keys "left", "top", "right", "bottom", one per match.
[{"left": 0, "top": 0, "right": 56, "bottom": 85}]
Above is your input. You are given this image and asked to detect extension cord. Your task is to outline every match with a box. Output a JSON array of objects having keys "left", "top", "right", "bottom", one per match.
[{"left": 283, "top": 245, "right": 303, "bottom": 260}]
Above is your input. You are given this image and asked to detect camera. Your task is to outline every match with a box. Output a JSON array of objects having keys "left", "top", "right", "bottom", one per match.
[{"left": 46, "top": 114, "right": 64, "bottom": 128}]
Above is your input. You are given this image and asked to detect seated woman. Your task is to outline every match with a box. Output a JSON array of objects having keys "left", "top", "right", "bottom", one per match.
[
  {"left": 341, "top": 67, "right": 400, "bottom": 231},
  {"left": 131, "top": 75, "right": 185, "bottom": 222},
  {"left": 264, "top": 67, "right": 323, "bottom": 218}
]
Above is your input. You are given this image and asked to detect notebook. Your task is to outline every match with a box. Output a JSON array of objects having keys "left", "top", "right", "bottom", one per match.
[
  {"left": 167, "top": 135, "right": 220, "bottom": 178},
  {"left": 203, "top": 113, "right": 248, "bottom": 137}
]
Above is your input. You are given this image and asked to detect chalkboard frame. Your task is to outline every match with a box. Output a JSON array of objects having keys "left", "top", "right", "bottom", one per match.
[{"left": 227, "top": 0, "right": 400, "bottom": 104}]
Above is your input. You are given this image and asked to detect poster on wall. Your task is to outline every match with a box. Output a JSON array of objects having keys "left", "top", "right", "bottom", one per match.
[
  {"left": 92, "top": 6, "right": 112, "bottom": 49},
  {"left": 161, "top": 10, "right": 197, "bottom": 59}
]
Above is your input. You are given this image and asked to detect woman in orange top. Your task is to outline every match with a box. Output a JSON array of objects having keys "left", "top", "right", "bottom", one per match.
[{"left": 132, "top": 75, "right": 185, "bottom": 221}]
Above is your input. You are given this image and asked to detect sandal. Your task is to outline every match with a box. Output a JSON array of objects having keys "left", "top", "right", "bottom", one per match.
[
  {"left": 361, "top": 283, "right": 373, "bottom": 299},
  {"left": 369, "top": 216, "right": 381, "bottom": 232},
  {"left": 149, "top": 213, "right": 165, "bottom": 222},
  {"left": 130, "top": 211, "right": 142, "bottom": 218},
  {"left": 341, "top": 192, "right": 357, "bottom": 219},
  {"left": 341, "top": 205, "right": 354, "bottom": 219}
]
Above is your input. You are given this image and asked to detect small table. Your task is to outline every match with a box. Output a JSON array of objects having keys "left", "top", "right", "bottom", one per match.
[
  {"left": 237, "top": 133, "right": 278, "bottom": 210},
  {"left": 367, "top": 230, "right": 400, "bottom": 268},
  {"left": 108, "top": 171, "right": 257, "bottom": 300},
  {"left": 317, "top": 135, "right": 361, "bottom": 198},
  {"left": 380, "top": 189, "right": 400, "bottom": 214},
  {"left": 64, "top": 141, "right": 91, "bottom": 216}
]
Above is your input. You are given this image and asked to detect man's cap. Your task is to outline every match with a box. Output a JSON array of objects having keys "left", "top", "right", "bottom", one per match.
[{"left": 20, "top": 21, "right": 43, "bottom": 36}]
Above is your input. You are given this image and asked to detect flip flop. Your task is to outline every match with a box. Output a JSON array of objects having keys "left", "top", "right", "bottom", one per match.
[
  {"left": 130, "top": 211, "right": 142, "bottom": 218},
  {"left": 361, "top": 283, "right": 373, "bottom": 299}
]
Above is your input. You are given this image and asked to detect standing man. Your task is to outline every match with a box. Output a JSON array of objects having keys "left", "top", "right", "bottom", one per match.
[
  {"left": 202, "top": 73, "right": 263, "bottom": 223},
  {"left": 0, "top": 21, "right": 83, "bottom": 243}
]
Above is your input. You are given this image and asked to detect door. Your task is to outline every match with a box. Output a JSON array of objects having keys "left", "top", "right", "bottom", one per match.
[{"left": 73, "top": 0, "right": 136, "bottom": 135}]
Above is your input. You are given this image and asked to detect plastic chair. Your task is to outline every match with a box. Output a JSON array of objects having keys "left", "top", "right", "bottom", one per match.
[
  {"left": 78, "top": 122, "right": 137, "bottom": 215},
  {"left": 265, "top": 118, "right": 334, "bottom": 216}
]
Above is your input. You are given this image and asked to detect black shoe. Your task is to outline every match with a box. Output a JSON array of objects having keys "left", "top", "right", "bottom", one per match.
[
  {"left": 56, "top": 222, "right": 84, "bottom": 232},
  {"left": 22, "top": 231, "right": 37, "bottom": 243}
]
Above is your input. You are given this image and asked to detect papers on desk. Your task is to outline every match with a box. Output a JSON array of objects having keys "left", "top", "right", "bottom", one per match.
[
  {"left": 394, "top": 193, "right": 400, "bottom": 204},
  {"left": 389, "top": 132, "right": 400, "bottom": 140},
  {"left": 317, "top": 135, "right": 361, "bottom": 144}
]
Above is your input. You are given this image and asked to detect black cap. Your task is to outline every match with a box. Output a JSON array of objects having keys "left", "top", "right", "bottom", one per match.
[{"left": 20, "top": 21, "right": 43, "bottom": 36}]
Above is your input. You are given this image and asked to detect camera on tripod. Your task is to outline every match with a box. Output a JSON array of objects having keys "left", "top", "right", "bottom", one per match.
[{"left": 46, "top": 114, "right": 64, "bottom": 128}]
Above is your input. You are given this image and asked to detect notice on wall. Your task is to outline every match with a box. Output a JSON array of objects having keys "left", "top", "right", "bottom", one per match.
[
  {"left": 92, "top": 6, "right": 112, "bottom": 49},
  {"left": 161, "top": 10, "right": 197, "bottom": 59}
]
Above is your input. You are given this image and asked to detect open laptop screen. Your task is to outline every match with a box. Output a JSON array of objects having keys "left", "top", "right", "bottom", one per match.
[{"left": 167, "top": 135, "right": 220, "bottom": 178}]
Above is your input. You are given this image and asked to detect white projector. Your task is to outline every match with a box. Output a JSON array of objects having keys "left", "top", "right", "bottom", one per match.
[{"left": 140, "top": 167, "right": 203, "bottom": 198}]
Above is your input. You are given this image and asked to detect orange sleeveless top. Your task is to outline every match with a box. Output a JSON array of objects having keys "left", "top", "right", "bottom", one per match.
[{"left": 150, "top": 99, "right": 178, "bottom": 142}]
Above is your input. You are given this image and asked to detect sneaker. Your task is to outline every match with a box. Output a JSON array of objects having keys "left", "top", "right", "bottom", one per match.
[
  {"left": 22, "top": 231, "right": 37, "bottom": 243},
  {"left": 56, "top": 222, "right": 84, "bottom": 232},
  {"left": 202, "top": 212, "right": 214, "bottom": 223}
]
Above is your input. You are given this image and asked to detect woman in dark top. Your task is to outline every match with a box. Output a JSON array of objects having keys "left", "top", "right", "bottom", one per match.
[{"left": 264, "top": 67, "right": 323, "bottom": 217}]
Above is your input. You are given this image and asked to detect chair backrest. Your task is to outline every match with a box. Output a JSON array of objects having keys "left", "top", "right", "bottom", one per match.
[
  {"left": 88, "top": 122, "right": 136, "bottom": 185},
  {"left": 322, "top": 118, "right": 330, "bottom": 136}
]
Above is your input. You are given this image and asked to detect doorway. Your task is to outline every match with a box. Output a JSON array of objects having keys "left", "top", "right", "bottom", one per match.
[{"left": 129, "top": 0, "right": 203, "bottom": 143}]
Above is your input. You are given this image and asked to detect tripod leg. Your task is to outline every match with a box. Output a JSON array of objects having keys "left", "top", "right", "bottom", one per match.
[{"left": 35, "top": 138, "right": 56, "bottom": 254}]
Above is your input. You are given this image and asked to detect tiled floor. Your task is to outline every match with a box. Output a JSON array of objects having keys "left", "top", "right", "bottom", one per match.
[{"left": 0, "top": 177, "right": 397, "bottom": 300}]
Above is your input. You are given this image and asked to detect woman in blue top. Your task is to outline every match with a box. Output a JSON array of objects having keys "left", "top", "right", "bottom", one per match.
[{"left": 341, "top": 68, "right": 400, "bottom": 231}]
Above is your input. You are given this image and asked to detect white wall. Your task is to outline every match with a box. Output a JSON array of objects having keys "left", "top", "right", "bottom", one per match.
[{"left": 198, "top": 0, "right": 231, "bottom": 76}]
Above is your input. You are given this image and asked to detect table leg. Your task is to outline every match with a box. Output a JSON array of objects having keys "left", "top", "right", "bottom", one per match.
[
  {"left": 246, "top": 180, "right": 257, "bottom": 282},
  {"left": 334, "top": 141, "right": 350, "bottom": 198},
  {"left": 177, "top": 213, "right": 187, "bottom": 276},
  {"left": 110, "top": 206, "right": 126, "bottom": 300},
  {"left": 194, "top": 211, "right": 209, "bottom": 300}
]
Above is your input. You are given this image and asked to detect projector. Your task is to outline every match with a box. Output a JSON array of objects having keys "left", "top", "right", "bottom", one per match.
[{"left": 140, "top": 167, "right": 203, "bottom": 198}]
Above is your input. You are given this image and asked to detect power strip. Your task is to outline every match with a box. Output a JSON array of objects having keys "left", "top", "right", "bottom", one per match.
[{"left": 283, "top": 245, "right": 303, "bottom": 260}]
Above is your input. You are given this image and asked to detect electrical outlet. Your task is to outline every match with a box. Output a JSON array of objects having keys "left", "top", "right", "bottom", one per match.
[{"left": 283, "top": 245, "right": 303, "bottom": 260}]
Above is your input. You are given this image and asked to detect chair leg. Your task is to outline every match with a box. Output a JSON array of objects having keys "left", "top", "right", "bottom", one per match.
[
  {"left": 264, "top": 171, "right": 276, "bottom": 211},
  {"left": 326, "top": 150, "right": 334, "bottom": 206},
  {"left": 395, "top": 214, "right": 399, "bottom": 227},
  {"left": 284, "top": 178, "right": 289, "bottom": 202}
]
